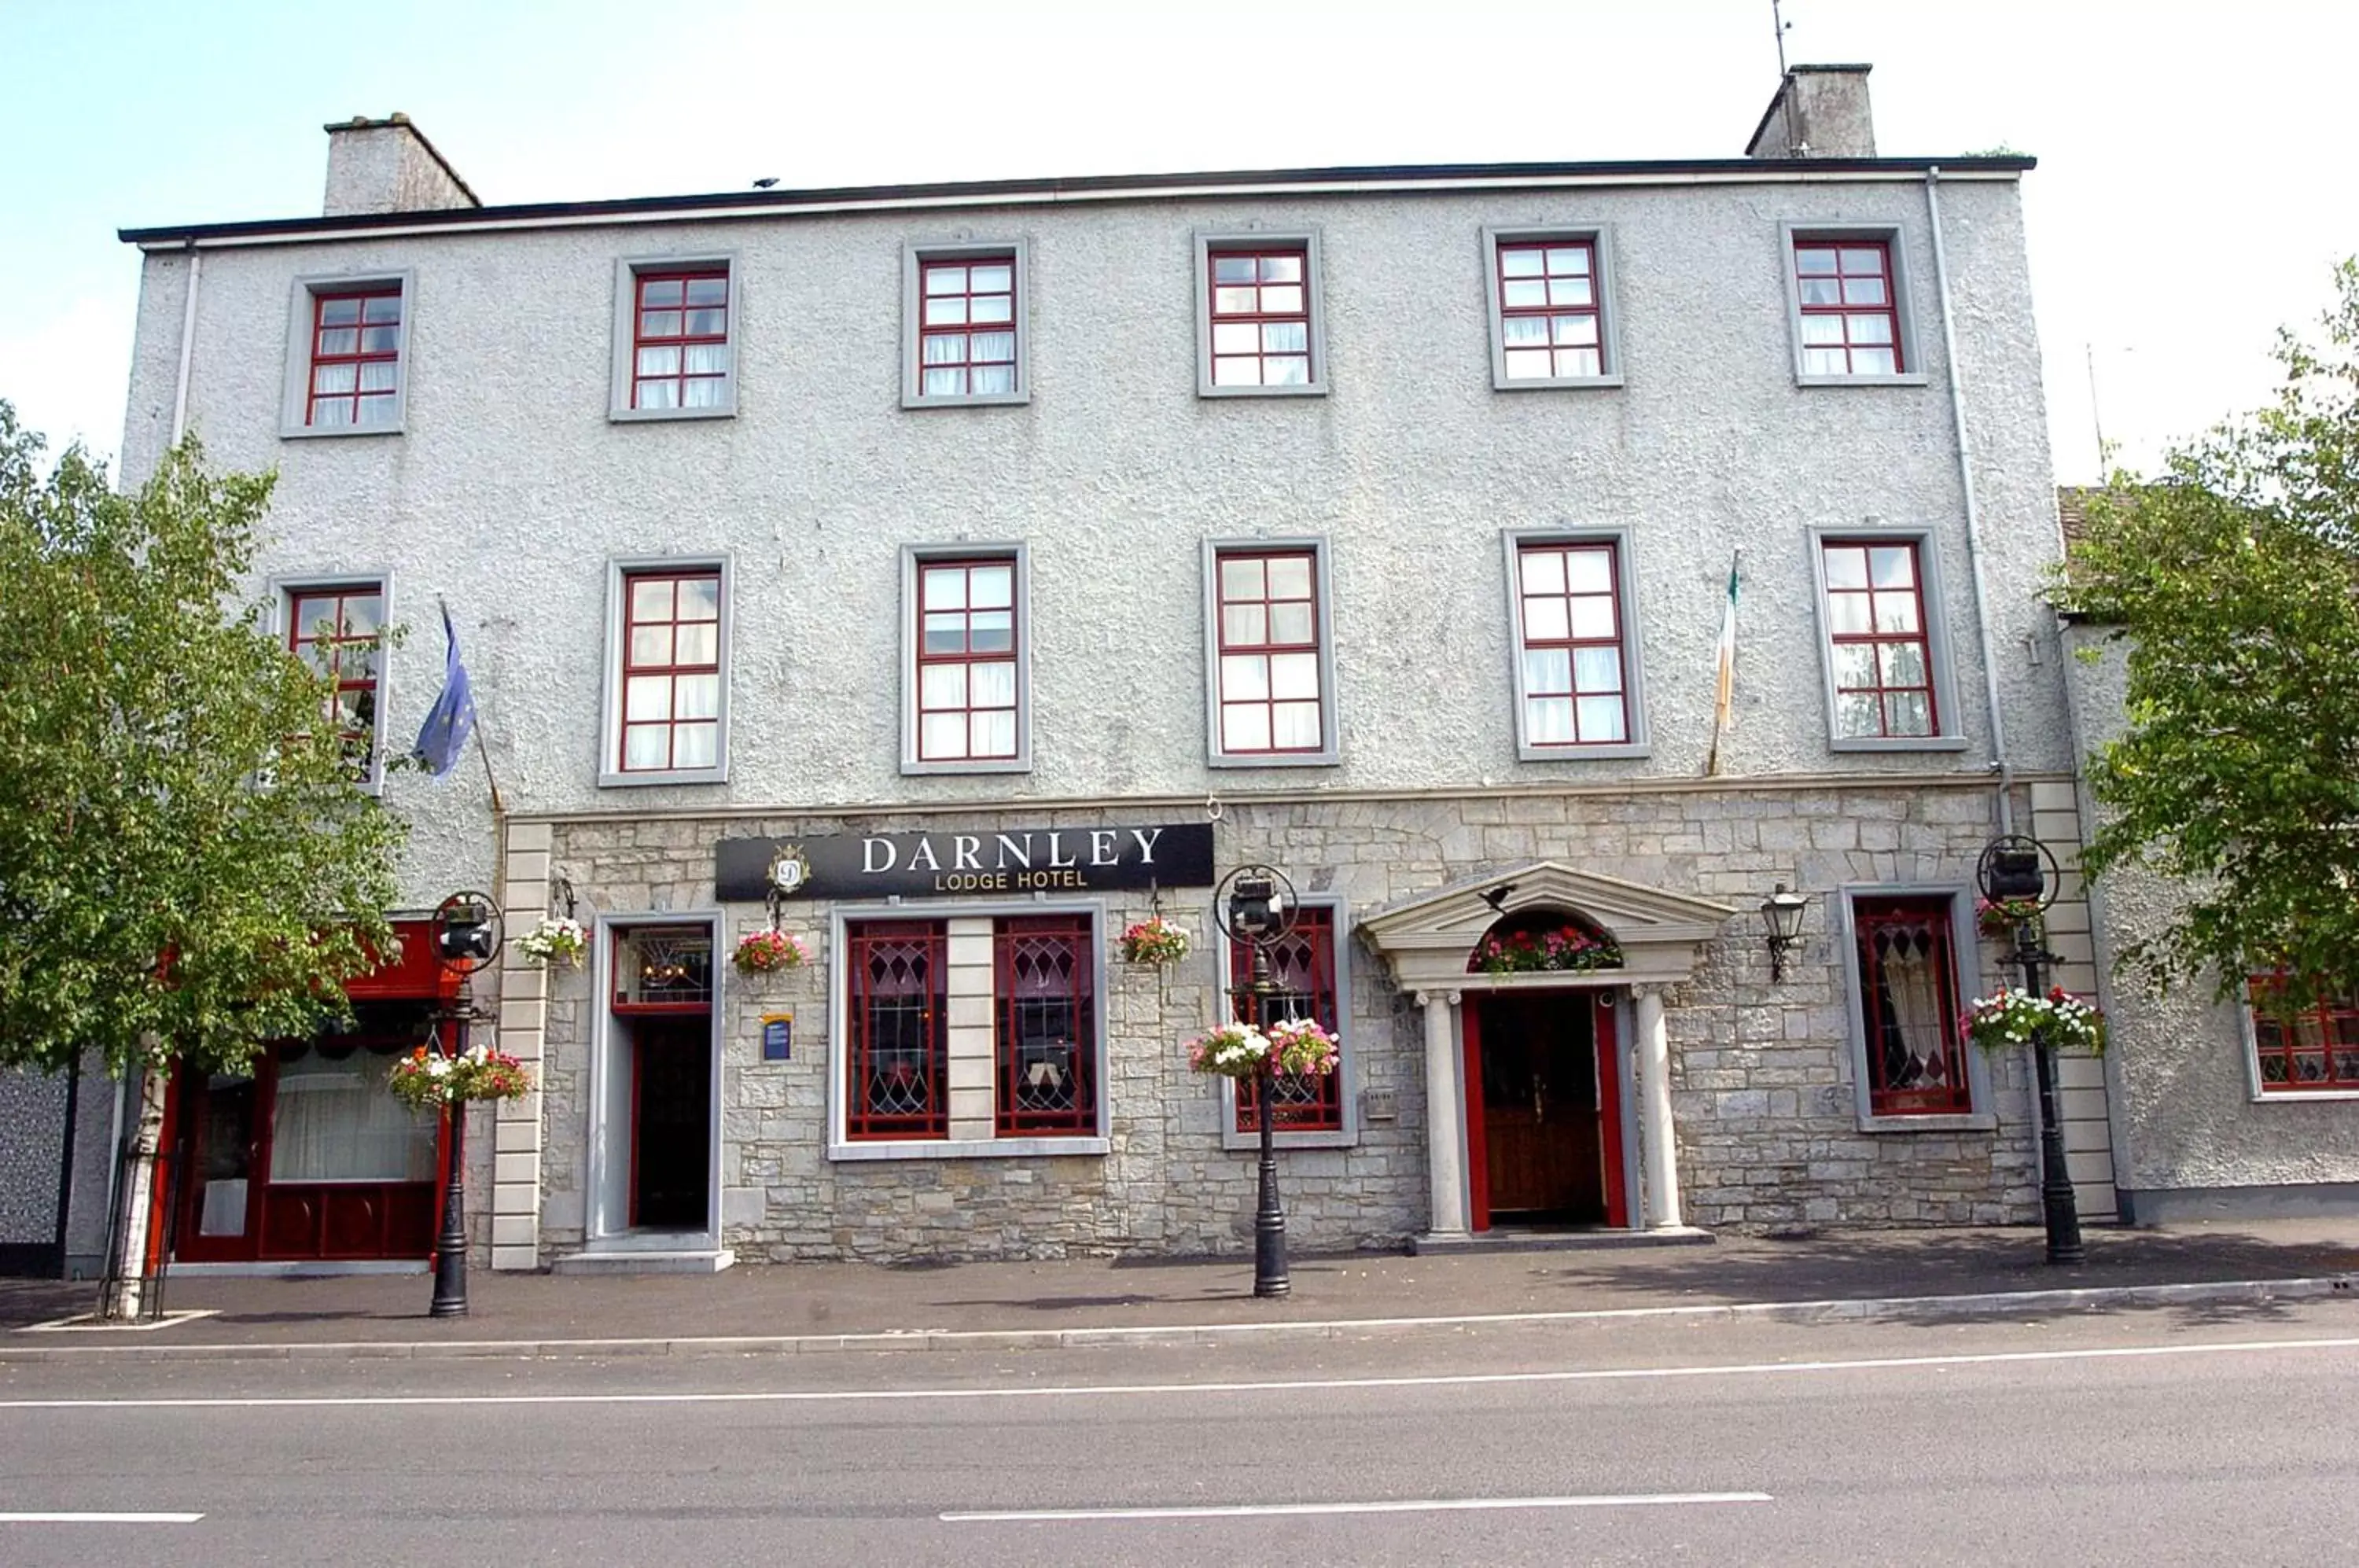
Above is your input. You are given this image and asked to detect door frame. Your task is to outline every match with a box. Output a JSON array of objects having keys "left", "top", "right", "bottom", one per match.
[
  {"left": 587, "top": 911, "right": 726, "bottom": 1246},
  {"left": 1463, "top": 987, "right": 1631, "bottom": 1231}
]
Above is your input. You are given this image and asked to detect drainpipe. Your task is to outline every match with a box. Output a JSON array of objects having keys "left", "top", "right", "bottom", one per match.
[
  {"left": 170, "top": 241, "right": 201, "bottom": 447},
  {"left": 1925, "top": 167, "right": 2015, "bottom": 836}
]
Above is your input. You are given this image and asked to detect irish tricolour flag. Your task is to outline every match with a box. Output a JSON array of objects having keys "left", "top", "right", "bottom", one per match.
[{"left": 1705, "top": 553, "right": 1740, "bottom": 776}]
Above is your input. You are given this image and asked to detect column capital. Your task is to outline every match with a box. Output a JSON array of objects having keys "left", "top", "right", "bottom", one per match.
[{"left": 1412, "top": 988, "right": 1463, "bottom": 1009}]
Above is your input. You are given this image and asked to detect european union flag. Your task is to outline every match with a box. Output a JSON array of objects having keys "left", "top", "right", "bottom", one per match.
[{"left": 411, "top": 602, "right": 477, "bottom": 779}]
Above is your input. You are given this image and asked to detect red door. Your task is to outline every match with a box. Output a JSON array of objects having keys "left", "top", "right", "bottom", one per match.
[
  {"left": 170, "top": 1065, "right": 271, "bottom": 1264},
  {"left": 1464, "top": 990, "right": 1629, "bottom": 1231}
]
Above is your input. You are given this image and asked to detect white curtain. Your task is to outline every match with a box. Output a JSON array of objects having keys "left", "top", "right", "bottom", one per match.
[
  {"left": 270, "top": 1049, "right": 436, "bottom": 1182},
  {"left": 1879, "top": 928, "right": 1950, "bottom": 1087}
]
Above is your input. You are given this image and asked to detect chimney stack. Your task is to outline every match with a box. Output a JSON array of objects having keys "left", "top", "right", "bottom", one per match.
[
  {"left": 1745, "top": 64, "right": 1877, "bottom": 160},
  {"left": 322, "top": 114, "right": 481, "bottom": 217}
]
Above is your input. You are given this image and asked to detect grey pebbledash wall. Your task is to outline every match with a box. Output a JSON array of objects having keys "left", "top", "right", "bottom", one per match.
[{"left": 513, "top": 775, "right": 2082, "bottom": 1263}]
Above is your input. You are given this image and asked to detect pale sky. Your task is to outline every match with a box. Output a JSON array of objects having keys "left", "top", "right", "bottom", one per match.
[{"left": 3, "top": 0, "right": 2351, "bottom": 483}]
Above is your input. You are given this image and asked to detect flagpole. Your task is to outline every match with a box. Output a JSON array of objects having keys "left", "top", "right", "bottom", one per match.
[
  {"left": 1704, "top": 548, "right": 1743, "bottom": 778},
  {"left": 435, "top": 594, "right": 503, "bottom": 814}
]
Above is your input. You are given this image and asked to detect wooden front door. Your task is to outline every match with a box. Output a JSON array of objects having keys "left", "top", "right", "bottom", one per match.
[
  {"left": 631, "top": 1018, "right": 712, "bottom": 1230},
  {"left": 1468, "top": 992, "right": 1625, "bottom": 1228},
  {"left": 171, "top": 1067, "right": 268, "bottom": 1263}
]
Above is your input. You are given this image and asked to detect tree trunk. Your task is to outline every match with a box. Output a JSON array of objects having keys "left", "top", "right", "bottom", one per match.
[{"left": 95, "top": 1064, "right": 168, "bottom": 1322}]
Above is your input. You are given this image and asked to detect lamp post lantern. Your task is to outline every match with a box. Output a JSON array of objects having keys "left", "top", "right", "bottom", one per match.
[
  {"left": 1974, "top": 837, "right": 2084, "bottom": 1265},
  {"left": 1213, "top": 864, "right": 1298, "bottom": 1299},
  {"left": 429, "top": 890, "right": 502, "bottom": 1317},
  {"left": 1759, "top": 884, "right": 1810, "bottom": 982}
]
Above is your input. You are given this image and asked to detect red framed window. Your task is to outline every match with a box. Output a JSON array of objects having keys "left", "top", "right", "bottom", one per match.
[
  {"left": 2247, "top": 978, "right": 2359, "bottom": 1092},
  {"left": 1853, "top": 897, "right": 1971, "bottom": 1117},
  {"left": 287, "top": 583, "right": 383, "bottom": 772},
  {"left": 995, "top": 917, "right": 1097, "bottom": 1136},
  {"left": 611, "top": 926, "right": 715, "bottom": 1012},
  {"left": 1231, "top": 907, "right": 1344, "bottom": 1134},
  {"left": 1516, "top": 542, "right": 1628, "bottom": 746},
  {"left": 1207, "top": 248, "right": 1312, "bottom": 388},
  {"left": 620, "top": 569, "right": 722, "bottom": 773},
  {"left": 306, "top": 287, "right": 402, "bottom": 427},
  {"left": 1497, "top": 239, "right": 1602, "bottom": 380},
  {"left": 916, "top": 558, "right": 1018, "bottom": 762},
  {"left": 632, "top": 270, "right": 731, "bottom": 410},
  {"left": 918, "top": 256, "right": 1018, "bottom": 398},
  {"left": 1215, "top": 550, "right": 1323, "bottom": 755},
  {"left": 847, "top": 922, "right": 948, "bottom": 1140},
  {"left": 1823, "top": 541, "right": 1936, "bottom": 739},
  {"left": 1795, "top": 241, "right": 1901, "bottom": 376}
]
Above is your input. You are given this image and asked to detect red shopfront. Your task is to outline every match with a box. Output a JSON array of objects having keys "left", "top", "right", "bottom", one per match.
[{"left": 163, "top": 921, "right": 459, "bottom": 1264}]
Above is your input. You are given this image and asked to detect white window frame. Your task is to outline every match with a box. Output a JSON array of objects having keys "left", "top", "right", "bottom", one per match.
[
  {"left": 1202, "top": 536, "right": 1341, "bottom": 768},
  {"left": 1836, "top": 884, "right": 1997, "bottom": 1132},
  {"left": 900, "top": 543, "right": 1032, "bottom": 775},
  {"left": 598, "top": 554, "right": 734, "bottom": 789},
  {"left": 1212, "top": 891, "right": 1358, "bottom": 1152},
  {"left": 609, "top": 252, "right": 741, "bottom": 421},
  {"left": 826, "top": 900, "right": 1112, "bottom": 1161},
  {"left": 901, "top": 239, "right": 1030, "bottom": 409},
  {"left": 1194, "top": 228, "right": 1330, "bottom": 399},
  {"left": 1501, "top": 525, "right": 1651, "bottom": 760},
  {"left": 268, "top": 569, "right": 395, "bottom": 795},
  {"left": 279, "top": 270, "right": 415, "bottom": 438},
  {"left": 1807, "top": 526, "right": 1970, "bottom": 753},
  {"left": 2240, "top": 982, "right": 2359, "bottom": 1102},
  {"left": 1779, "top": 222, "right": 1929, "bottom": 388},
  {"left": 1481, "top": 225, "right": 1626, "bottom": 391}
]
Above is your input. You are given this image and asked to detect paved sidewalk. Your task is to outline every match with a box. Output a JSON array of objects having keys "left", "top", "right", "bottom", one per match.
[{"left": 4, "top": 1219, "right": 2352, "bottom": 1358}]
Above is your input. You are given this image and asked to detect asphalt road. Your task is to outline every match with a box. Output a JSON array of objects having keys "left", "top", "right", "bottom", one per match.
[{"left": 4, "top": 1305, "right": 2355, "bottom": 1566}]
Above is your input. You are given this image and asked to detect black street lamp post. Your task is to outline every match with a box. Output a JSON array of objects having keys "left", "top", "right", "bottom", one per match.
[
  {"left": 1215, "top": 865, "right": 1297, "bottom": 1299},
  {"left": 1975, "top": 837, "right": 2085, "bottom": 1265},
  {"left": 429, "top": 891, "right": 502, "bottom": 1319}
]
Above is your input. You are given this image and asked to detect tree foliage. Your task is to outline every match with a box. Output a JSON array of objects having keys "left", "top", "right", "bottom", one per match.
[
  {"left": 2054, "top": 261, "right": 2359, "bottom": 1005},
  {"left": 0, "top": 402, "right": 406, "bottom": 1077}
]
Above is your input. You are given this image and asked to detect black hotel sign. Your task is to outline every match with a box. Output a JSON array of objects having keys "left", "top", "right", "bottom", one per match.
[{"left": 714, "top": 823, "right": 1214, "bottom": 902}]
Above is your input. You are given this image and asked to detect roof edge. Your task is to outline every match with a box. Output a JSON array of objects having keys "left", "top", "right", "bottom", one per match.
[{"left": 119, "top": 153, "right": 2036, "bottom": 248}]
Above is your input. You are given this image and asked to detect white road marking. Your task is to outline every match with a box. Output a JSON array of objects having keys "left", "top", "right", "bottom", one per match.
[
  {"left": 942, "top": 1491, "right": 1773, "bottom": 1522},
  {"left": 0, "top": 1513, "right": 204, "bottom": 1524},
  {"left": 0, "top": 1334, "right": 2354, "bottom": 1412},
  {"left": 939, "top": 1490, "right": 1774, "bottom": 1518}
]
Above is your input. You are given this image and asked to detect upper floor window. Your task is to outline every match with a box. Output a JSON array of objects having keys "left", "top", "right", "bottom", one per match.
[
  {"left": 1229, "top": 906, "right": 1344, "bottom": 1136},
  {"left": 285, "top": 581, "right": 384, "bottom": 781},
  {"left": 1783, "top": 224, "right": 1923, "bottom": 386},
  {"left": 602, "top": 561, "right": 730, "bottom": 786},
  {"left": 2247, "top": 978, "right": 2359, "bottom": 1094},
  {"left": 1195, "top": 230, "right": 1327, "bottom": 397},
  {"left": 282, "top": 273, "right": 413, "bottom": 437},
  {"left": 1851, "top": 896, "right": 1972, "bottom": 1117},
  {"left": 1209, "top": 546, "right": 1334, "bottom": 764},
  {"left": 904, "top": 550, "right": 1027, "bottom": 773},
  {"left": 1513, "top": 539, "right": 1631, "bottom": 750},
  {"left": 610, "top": 256, "right": 738, "bottom": 420},
  {"left": 903, "top": 247, "right": 1025, "bottom": 405},
  {"left": 1821, "top": 539, "right": 1936, "bottom": 741},
  {"left": 1485, "top": 228, "right": 1623, "bottom": 389}
]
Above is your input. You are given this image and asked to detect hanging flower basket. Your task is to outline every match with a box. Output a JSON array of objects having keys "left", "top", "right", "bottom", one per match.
[
  {"left": 733, "top": 928, "right": 809, "bottom": 974},
  {"left": 1472, "top": 924, "right": 1622, "bottom": 974},
  {"left": 1961, "top": 985, "right": 2106, "bottom": 1055},
  {"left": 388, "top": 1043, "right": 533, "bottom": 1110},
  {"left": 1974, "top": 896, "right": 2044, "bottom": 938},
  {"left": 515, "top": 915, "right": 588, "bottom": 969},
  {"left": 1120, "top": 916, "right": 1190, "bottom": 965},
  {"left": 1185, "top": 1017, "right": 1341, "bottom": 1080}
]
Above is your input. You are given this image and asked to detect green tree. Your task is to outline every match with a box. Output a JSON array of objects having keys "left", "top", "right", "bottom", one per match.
[
  {"left": 0, "top": 401, "right": 407, "bottom": 1080},
  {"left": 2055, "top": 260, "right": 2359, "bottom": 1006}
]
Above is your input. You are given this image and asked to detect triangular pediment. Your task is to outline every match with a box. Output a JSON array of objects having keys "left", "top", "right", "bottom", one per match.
[{"left": 1358, "top": 860, "right": 1737, "bottom": 992}]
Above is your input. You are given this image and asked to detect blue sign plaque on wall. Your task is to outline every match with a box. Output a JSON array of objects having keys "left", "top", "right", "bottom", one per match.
[{"left": 761, "top": 1014, "right": 792, "bottom": 1062}]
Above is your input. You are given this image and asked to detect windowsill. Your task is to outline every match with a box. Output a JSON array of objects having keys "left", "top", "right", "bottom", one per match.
[
  {"left": 1198, "top": 383, "right": 1330, "bottom": 399},
  {"left": 598, "top": 767, "right": 730, "bottom": 789},
  {"left": 1493, "top": 374, "right": 1626, "bottom": 392},
  {"left": 900, "top": 756, "right": 1032, "bottom": 777},
  {"left": 1220, "top": 1128, "right": 1356, "bottom": 1153},
  {"left": 281, "top": 421, "right": 405, "bottom": 440},
  {"left": 901, "top": 391, "right": 1030, "bottom": 410},
  {"left": 2250, "top": 1088, "right": 2359, "bottom": 1103},
  {"left": 830, "top": 1136, "right": 1110, "bottom": 1162},
  {"left": 1857, "top": 1112, "right": 1997, "bottom": 1134},
  {"left": 1829, "top": 734, "right": 1971, "bottom": 753},
  {"left": 1517, "top": 742, "right": 1650, "bottom": 763},
  {"left": 1794, "top": 372, "right": 1930, "bottom": 389},
  {"left": 609, "top": 403, "right": 737, "bottom": 423},
  {"left": 1208, "top": 750, "right": 1341, "bottom": 770}
]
